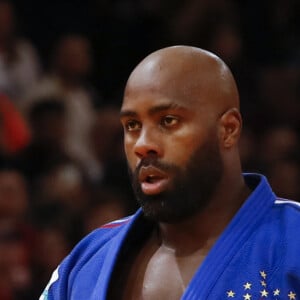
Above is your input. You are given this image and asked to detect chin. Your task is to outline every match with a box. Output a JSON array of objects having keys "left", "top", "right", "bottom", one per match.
[{"left": 140, "top": 197, "right": 201, "bottom": 224}]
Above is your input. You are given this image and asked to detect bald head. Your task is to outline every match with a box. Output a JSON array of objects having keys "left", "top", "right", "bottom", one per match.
[
  {"left": 124, "top": 45, "right": 239, "bottom": 116},
  {"left": 121, "top": 46, "right": 245, "bottom": 221}
]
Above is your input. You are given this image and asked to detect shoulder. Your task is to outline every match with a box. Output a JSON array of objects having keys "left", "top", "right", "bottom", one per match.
[
  {"left": 65, "top": 214, "right": 134, "bottom": 266},
  {"left": 271, "top": 198, "right": 300, "bottom": 258},
  {"left": 274, "top": 197, "right": 300, "bottom": 211},
  {"left": 268, "top": 197, "right": 300, "bottom": 234},
  {"left": 99, "top": 215, "right": 133, "bottom": 229},
  {"left": 273, "top": 197, "right": 300, "bottom": 225},
  {"left": 40, "top": 213, "right": 138, "bottom": 299}
]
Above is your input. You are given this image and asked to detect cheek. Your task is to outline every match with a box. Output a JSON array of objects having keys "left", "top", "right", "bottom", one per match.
[
  {"left": 166, "top": 136, "right": 200, "bottom": 167},
  {"left": 167, "top": 122, "right": 220, "bottom": 168}
]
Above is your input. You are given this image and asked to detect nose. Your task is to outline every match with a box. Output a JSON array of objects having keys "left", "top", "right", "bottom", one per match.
[{"left": 133, "top": 128, "right": 162, "bottom": 159}]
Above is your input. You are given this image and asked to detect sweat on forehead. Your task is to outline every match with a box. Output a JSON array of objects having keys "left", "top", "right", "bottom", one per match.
[{"left": 124, "top": 46, "right": 239, "bottom": 111}]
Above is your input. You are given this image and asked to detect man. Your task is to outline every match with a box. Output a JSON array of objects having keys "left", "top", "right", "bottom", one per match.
[{"left": 40, "top": 46, "right": 300, "bottom": 299}]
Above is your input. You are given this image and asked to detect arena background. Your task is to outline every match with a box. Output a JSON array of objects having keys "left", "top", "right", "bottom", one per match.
[{"left": 0, "top": 0, "right": 299, "bottom": 298}]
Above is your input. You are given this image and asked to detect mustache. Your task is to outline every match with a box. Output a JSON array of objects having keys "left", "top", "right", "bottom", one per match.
[
  {"left": 137, "top": 157, "right": 176, "bottom": 174},
  {"left": 129, "top": 157, "right": 178, "bottom": 198},
  {"left": 128, "top": 157, "right": 178, "bottom": 182}
]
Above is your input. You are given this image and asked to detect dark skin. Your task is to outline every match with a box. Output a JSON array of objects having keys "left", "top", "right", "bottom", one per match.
[{"left": 108, "top": 46, "right": 250, "bottom": 299}]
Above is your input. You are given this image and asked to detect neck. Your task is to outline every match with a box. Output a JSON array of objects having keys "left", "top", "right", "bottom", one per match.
[{"left": 156, "top": 173, "right": 250, "bottom": 255}]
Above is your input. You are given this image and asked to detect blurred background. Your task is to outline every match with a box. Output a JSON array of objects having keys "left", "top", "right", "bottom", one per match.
[{"left": 0, "top": 0, "right": 299, "bottom": 298}]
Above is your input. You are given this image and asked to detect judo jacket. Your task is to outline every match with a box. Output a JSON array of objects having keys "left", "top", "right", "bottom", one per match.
[{"left": 40, "top": 174, "right": 300, "bottom": 300}]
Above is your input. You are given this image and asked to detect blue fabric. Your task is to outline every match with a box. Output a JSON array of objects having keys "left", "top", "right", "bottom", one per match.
[{"left": 40, "top": 174, "right": 300, "bottom": 299}]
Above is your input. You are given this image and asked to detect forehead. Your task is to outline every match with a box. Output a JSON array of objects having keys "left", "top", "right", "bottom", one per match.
[
  {"left": 128, "top": 54, "right": 203, "bottom": 92},
  {"left": 121, "top": 94, "right": 192, "bottom": 120},
  {"left": 122, "top": 61, "right": 210, "bottom": 115},
  {"left": 121, "top": 80, "right": 208, "bottom": 119}
]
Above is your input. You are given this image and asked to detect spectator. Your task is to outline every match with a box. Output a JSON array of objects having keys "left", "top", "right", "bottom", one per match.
[
  {"left": 0, "top": 94, "right": 31, "bottom": 156},
  {"left": 0, "top": 164, "right": 35, "bottom": 299},
  {"left": 0, "top": 0, "right": 41, "bottom": 104},
  {"left": 89, "top": 106, "right": 136, "bottom": 210},
  {"left": 31, "top": 227, "right": 70, "bottom": 299},
  {"left": 23, "top": 34, "right": 101, "bottom": 178},
  {"left": 89, "top": 106, "right": 125, "bottom": 182},
  {"left": 16, "top": 98, "right": 72, "bottom": 190}
]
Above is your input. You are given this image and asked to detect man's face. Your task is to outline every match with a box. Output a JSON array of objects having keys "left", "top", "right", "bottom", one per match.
[{"left": 121, "top": 83, "right": 224, "bottom": 223}]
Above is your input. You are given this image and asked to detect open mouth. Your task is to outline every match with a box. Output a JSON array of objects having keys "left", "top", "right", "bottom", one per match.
[
  {"left": 138, "top": 165, "right": 169, "bottom": 195},
  {"left": 145, "top": 174, "right": 163, "bottom": 183}
]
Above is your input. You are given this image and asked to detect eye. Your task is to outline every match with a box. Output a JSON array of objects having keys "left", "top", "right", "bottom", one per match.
[
  {"left": 124, "top": 119, "right": 141, "bottom": 132},
  {"left": 161, "top": 115, "right": 179, "bottom": 128}
]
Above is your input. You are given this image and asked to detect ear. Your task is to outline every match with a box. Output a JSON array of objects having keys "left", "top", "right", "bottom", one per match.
[{"left": 219, "top": 108, "right": 242, "bottom": 149}]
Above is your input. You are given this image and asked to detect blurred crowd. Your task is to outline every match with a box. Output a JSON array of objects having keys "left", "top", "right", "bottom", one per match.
[{"left": 0, "top": 0, "right": 299, "bottom": 298}]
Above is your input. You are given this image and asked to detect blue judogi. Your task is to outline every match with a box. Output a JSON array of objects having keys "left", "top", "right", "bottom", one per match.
[{"left": 40, "top": 174, "right": 300, "bottom": 299}]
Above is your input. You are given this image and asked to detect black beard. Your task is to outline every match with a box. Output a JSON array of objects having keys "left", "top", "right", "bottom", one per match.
[{"left": 129, "top": 134, "right": 224, "bottom": 223}]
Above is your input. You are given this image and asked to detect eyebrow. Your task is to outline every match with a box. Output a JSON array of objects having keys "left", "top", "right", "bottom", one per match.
[
  {"left": 119, "top": 110, "right": 137, "bottom": 119},
  {"left": 120, "top": 103, "right": 187, "bottom": 118}
]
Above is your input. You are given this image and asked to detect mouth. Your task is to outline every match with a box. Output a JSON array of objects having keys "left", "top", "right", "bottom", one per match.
[{"left": 138, "top": 165, "right": 170, "bottom": 195}]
